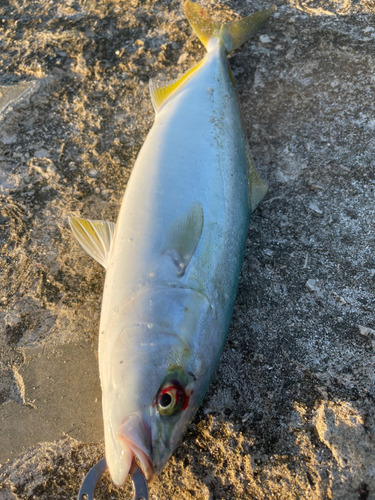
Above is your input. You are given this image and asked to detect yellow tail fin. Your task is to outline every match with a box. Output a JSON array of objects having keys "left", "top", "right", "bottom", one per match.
[{"left": 185, "top": 1, "right": 276, "bottom": 53}]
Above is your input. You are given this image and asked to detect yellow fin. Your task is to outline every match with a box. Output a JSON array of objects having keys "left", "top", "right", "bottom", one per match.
[
  {"left": 185, "top": 0, "right": 276, "bottom": 53},
  {"left": 223, "top": 7, "right": 277, "bottom": 52},
  {"left": 69, "top": 216, "right": 115, "bottom": 269},
  {"left": 149, "top": 59, "right": 203, "bottom": 113},
  {"left": 184, "top": 0, "right": 221, "bottom": 49},
  {"left": 246, "top": 147, "right": 268, "bottom": 213}
]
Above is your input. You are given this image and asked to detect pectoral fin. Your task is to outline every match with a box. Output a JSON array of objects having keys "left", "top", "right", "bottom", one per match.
[
  {"left": 162, "top": 202, "right": 204, "bottom": 277},
  {"left": 69, "top": 216, "right": 116, "bottom": 269}
]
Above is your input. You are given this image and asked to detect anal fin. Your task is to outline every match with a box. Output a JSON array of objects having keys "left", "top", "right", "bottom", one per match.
[
  {"left": 161, "top": 202, "right": 204, "bottom": 277},
  {"left": 69, "top": 216, "right": 116, "bottom": 269},
  {"left": 246, "top": 147, "right": 268, "bottom": 213}
]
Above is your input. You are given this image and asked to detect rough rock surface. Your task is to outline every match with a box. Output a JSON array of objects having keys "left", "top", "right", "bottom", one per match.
[{"left": 0, "top": 0, "right": 374, "bottom": 498}]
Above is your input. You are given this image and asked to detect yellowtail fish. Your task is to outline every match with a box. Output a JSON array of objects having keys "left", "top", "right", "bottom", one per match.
[{"left": 70, "top": 0, "right": 276, "bottom": 487}]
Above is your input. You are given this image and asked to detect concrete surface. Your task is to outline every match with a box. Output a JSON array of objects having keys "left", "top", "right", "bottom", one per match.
[{"left": 0, "top": 0, "right": 374, "bottom": 498}]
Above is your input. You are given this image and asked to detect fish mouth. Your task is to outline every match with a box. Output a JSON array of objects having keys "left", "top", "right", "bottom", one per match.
[{"left": 117, "top": 415, "right": 155, "bottom": 483}]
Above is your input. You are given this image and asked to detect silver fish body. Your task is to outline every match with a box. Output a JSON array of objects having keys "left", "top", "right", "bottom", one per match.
[{"left": 70, "top": 1, "right": 275, "bottom": 487}]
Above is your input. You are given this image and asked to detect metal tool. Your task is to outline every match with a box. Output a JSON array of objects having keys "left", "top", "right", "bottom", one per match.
[{"left": 77, "top": 457, "right": 149, "bottom": 500}]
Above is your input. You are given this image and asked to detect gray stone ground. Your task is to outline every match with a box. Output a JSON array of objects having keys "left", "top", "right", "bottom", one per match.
[{"left": 0, "top": 0, "right": 374, "bottom": 498}]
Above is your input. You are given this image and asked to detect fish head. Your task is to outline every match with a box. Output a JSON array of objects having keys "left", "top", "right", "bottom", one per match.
[
  {"left": 100, "top": 322, "right": 208, "bottom": 486},
  {"left": 148, "top": 364, "right": 200, "bottom": 475}
]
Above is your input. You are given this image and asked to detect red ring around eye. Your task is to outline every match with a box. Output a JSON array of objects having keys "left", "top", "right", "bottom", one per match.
[
  {"left": 159, "top": 386, "right": 176, "bottom": 397},
  {"left": 158, "top": 385, "right": 187, "bottom": 410}
]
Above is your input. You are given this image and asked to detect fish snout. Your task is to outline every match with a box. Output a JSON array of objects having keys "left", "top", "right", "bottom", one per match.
[{"left": 117, "top": 414, "right": 155, "bottom": 483}]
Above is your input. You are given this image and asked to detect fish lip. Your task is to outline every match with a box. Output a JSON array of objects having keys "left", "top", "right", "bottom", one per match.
[
  {"left": 117, "top": 416, "right": 155, "bottom": 483},
  {"left": 122, "top": 437, "right": 155, "bottom": 483}
]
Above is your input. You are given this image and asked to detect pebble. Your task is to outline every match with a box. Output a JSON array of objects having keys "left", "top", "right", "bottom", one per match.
[
  {"left": 177, "top": 53, "right": 188, "bottom": 65},
  {"left": 275, "top": 169, "right": 288, "bottom": 183},
  {"left": 306, "top": 279, "right": 319, "bottom": 292},
  {"left": 34, "top": 148, "right": 50, "bottom": 158},
  {"left": 88, "top": 169, "right": 98, "bottom": 177},
  {"left": 309, "top": 183, "right": 324, "bottom": 191},
  {"left": 259, "top": 35, "right": 271, "bottom": 44},
  {"left": 1, "top": 133, "right": 17, "bottom": 144},
  {"left": 309, "top": 202, "right": 323, "bottom": 215},
  {"left": 332, "top": 292, "right": 346, "bottom": 305},
  {"left": 358, "top": 325, "right": 375, "bottom": 336}
]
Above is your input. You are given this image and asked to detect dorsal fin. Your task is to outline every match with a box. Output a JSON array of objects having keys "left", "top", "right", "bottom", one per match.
[
  {"left": 161, "top": 202, "right": 204, "bottom": 277},
  {"left": 149, "top": 59, "right": 203, "bottom": 113},
  {"left": 69, "top": 216, "right": 116, "bottom": 269}
]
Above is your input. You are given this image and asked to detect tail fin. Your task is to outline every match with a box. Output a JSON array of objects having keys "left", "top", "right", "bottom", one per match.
[{"left": 185, "top": 1, "right": 276, "bottom": 53}]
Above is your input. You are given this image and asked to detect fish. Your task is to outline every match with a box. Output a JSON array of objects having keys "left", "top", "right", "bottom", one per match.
[{"left": 69, "top": 0, "right": 276, "bottom": 487}]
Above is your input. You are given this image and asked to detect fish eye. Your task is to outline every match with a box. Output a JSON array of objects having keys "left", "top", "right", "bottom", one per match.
[
  {"left": 157, "top": 383, "right": 186, "bottom": 416},
  {"left": 159, "top": 392, "right": 173, "bottom": 409}
]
